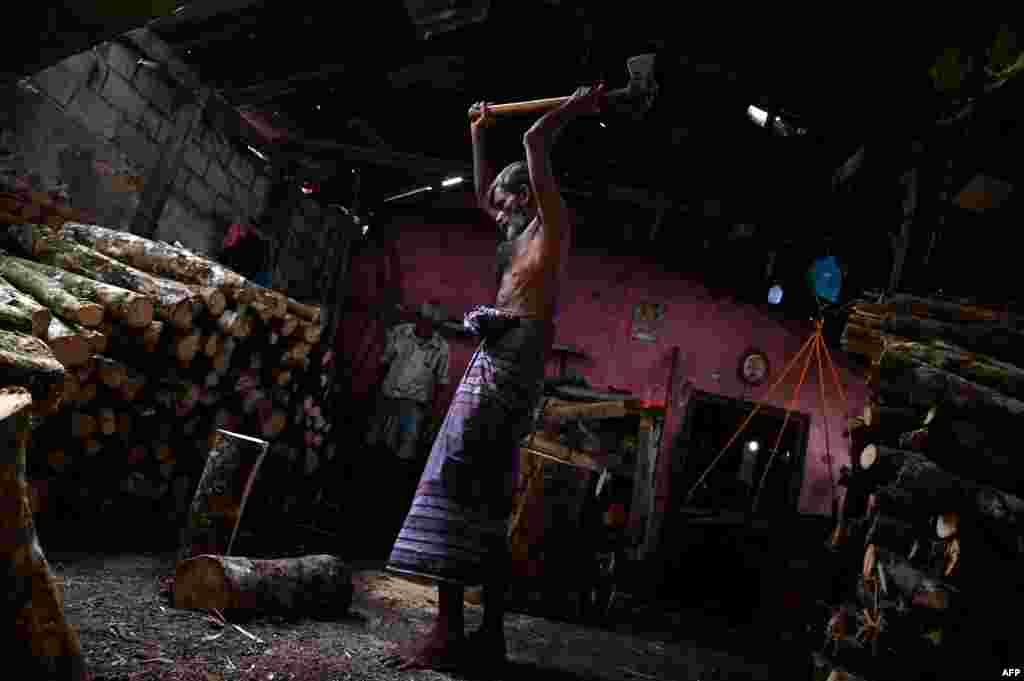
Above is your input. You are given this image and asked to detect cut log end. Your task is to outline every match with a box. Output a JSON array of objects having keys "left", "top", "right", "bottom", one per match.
[
  {"left": 860, "top": 444, "right": 879, "bottom": 469},
  {"left": 862, "top": 403, "right": 876, "bottom": 427},
  {"left": 0, "top": 386, "right": 32, "bottom": 421},
  {"left": 200, "top": 287, "right": 227, "bottom": 316},
  {"left": 76, "top": 303, "right": 104, "bottom": 327},
  {"left": 936, "top": 512, "right": 959, "bottom": 539},
  {"left": 30, "top": 309, "right": 50, "bottom": 338},
  {"left": 170, "top": 303, "right": 194, "bottom": 330},
  {"left": 122, "top": 297, "right": 154, "bottom": 328},
  {"left": 862, "top": 544, "right": 877, "bottom": 579},
  {"left": 47, "top": 335, "right": 91, "bottom": 369}
]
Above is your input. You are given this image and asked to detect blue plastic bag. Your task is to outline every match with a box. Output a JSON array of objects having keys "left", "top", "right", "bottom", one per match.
[{"left": 808, "top": 256, "right": 842, "bottom": 303}]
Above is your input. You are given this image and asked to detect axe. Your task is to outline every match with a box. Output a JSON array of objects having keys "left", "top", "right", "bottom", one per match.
[{"left": 468, "top": 53, "right": 658, "bottom": 119}]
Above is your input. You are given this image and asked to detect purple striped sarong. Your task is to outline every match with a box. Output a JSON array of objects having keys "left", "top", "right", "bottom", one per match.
[{"left": 387, "top": 307, "right": 552, "bottom": 585}]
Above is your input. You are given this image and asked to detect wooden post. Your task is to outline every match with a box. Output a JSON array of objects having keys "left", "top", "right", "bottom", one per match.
[{"left": 1, "top": 387, "right": 85, "bottom": 680}]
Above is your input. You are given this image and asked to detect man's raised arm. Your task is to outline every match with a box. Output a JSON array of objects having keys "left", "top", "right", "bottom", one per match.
[
  {"left": 522, "top": 84, "right": 605, "bottom": 250},
  {"left": 470, "top": 101, "right": 499, "bottom": 221}
]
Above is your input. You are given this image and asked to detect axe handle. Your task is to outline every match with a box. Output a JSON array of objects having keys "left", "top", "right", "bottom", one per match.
[
  {"left": 468, "top": 87, "right": 629, "bottom": 119},
  {"left": 468, "top": 95, "right": 571, "bottom": 119}
]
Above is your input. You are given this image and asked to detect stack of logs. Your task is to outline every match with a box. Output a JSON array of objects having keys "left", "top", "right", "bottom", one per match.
[
  {"left": 0, "top": 218, "right": 335, "bottom": 535},
  {"left": 814, "top": 295, "right": 1024, "bottom": 680}
]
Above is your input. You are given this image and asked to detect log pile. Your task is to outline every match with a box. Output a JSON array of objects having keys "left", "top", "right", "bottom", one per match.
[
  {"left": 817, "top": 294, "right": 1024, "bottom": 680},
  {"left": 0, "top": 220, "right": 335, "bottom": 538},
  {"left": 1, "top": 386, "right": 85, "bottom": 680}
]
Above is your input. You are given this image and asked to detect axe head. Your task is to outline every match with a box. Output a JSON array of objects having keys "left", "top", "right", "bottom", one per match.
[{"left": 607, "top": 53, "right": 658, "bottom": 118}]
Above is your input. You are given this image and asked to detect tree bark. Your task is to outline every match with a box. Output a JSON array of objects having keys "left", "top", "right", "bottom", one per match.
[
  {"left": 0, "top": 274, "right": 50, "bottom": 338},
  {"left": 0, "top": 330, "right": 66, "bottom": 411},
  {"left": 885, "top": 294, "right": 1001, "bottom": 324},
  {"left": 277, "top": 314, "right": 299, "bottom": 338},
  {"left": 286, "top": 297, "right": 321, "bottom": 324},
  {"left": 864, "top": 513, "right": 920, "bottom": 556},
  {"left": 0, "top": 256, "right": 103, "bottom": 327},
  {"left": 178, "top": 429, "right": 269, "bottom": 563},
  {"left": 299, "top": 321, "right": 321, "bottom": 344},
  {"left": 0, "top": 387, "right": 86, "bottom": 680},
  {"left": 862, "top": 401, "right": 927, "bottom": 433},
  {"left": 45, "top": 315, "right": 91, "bottom": 368},
  {"left": 188, "top": 285, "right": 226, "bottom": 317},
  {"left": 882, "top": 338, "right": 1024, "bottom": 403},
  {"left": 878, "top": 352, "right": 1024, "bottom": 422},
  {"left": 883, "top": 314, "right": 1024, "bottom": 368},
  {"left": 173, "top": 554, "right": 352, "bottom": 616},
  {"left": 872, "top": 545, "right": 955, "bottom": 610},
  {"left": 860, "top": 444, "right": 1024, "bottom": 558},
  {"left": 60, "top": 222, "right": 286, "bottom": 316},
  {"left": 11, "top": 256, "right": 153, "bottom": 328},
  {"left": 3, "top": 222, "right": 197, "bottom": 329}
]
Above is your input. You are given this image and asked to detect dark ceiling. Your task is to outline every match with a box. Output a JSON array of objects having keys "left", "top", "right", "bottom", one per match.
[{"left": 9, "top": 3, "right": 1024, "bottom": 308}]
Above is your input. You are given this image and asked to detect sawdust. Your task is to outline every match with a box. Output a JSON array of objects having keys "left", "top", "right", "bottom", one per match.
[
  {"left": 356, "top": 572, "right": 482, "bottom": 613},
  {"left": 54, "top": 551, "right": 782, "bottom": 681}
]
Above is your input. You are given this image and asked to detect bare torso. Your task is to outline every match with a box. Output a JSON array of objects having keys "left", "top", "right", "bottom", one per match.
[{"left": 494, "top": 217, "right": 569, "bottom": 321}]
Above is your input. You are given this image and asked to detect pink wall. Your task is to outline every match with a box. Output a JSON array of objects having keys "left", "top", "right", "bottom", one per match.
[{"left": 341, "top": 217, "right": 870, "bottom": 517}]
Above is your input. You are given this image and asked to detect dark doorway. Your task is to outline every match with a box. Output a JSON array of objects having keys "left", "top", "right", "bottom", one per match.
[
  {"left": 674, "top": 390, "right": 809, "bottom": 516},
  {"left": 650, "top": 391, "right": 812, "bottom": 638}
]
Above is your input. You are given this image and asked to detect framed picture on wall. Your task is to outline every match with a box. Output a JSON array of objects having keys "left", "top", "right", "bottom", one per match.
[{"left": 631, "top": 302, "right": 665, "bottom": 342}]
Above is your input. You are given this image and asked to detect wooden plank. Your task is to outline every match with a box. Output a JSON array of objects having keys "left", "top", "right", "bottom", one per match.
[
  {"left": 521, "top": 432, "right": 604, "bottom": 472},
  {"left": 545, "top": 399, "right": 629, "bottom": 421}
]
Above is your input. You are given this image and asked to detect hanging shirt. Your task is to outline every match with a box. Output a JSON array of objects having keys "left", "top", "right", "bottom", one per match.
[{"left": 380, "top": 323, "right": 450, "bottom": 404}]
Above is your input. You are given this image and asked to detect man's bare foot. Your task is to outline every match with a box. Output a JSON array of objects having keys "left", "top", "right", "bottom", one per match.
[
  {"left": 466, "top": 628, "right": 507, "bottom": 667},
  {"left": 381, "top": 628, "right": 466, "bottom": 672}
]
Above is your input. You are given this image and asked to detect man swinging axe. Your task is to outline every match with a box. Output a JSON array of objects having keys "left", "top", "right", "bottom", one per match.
[{"left": 380, "top": 81, "right": 607, "bottom": 672}]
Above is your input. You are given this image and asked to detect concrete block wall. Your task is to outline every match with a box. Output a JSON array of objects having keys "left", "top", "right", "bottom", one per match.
[
  {"left": 272, "top": 198, "right": 341, "bottom": 299},
  {"left": 13, "top": 37, "right": 272, "bottom": 257}
]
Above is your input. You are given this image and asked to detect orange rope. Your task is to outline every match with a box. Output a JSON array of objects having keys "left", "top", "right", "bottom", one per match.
[
  {"left": 684, "top": 331, "right": 817, "bottom": 503},
  {"left": 685, "top": 316, "right": 852, "bottom": 512},
  {"left": 814, "top": 327, "right": 838, "bottom": 511},
  {"left": 770, "top": 331, "right": 816, "bottom": 457}
]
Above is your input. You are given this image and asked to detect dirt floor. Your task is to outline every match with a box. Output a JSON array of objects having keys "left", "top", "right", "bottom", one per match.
[{"left": 46, "top": 551, "right": 806, "bottom": 681}]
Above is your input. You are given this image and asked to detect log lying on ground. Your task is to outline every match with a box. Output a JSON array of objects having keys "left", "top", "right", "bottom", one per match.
[
  {"left": 860, "top": 444, "right": 1024, "bottom": 558},
  {"left": 178, "top": 429, "right": 269, "bottom": 563},
  {"left": 883, "top": 314, "right": 1024, "bottom": 368},
  {"left": 12, "top": 256, "right": 153, "bottom": 328},
  {"left": 0, "top": 274, "right": 50, "bottom": 337},
  {"left": 882, "top": 339, "right": 1024, "bottom": 403},
  {"left": 3, "top": 222, "right": 195, "bottom": 329},
  {"left": 45, "top": 316, "right": 90, "bottom": 368},
  {"left": 0, "top": 330, "right": 66, "bottom": 410},
  {"left": 174, "top": 554, "right": 352, "bottom": 616},
  {"left": 0, "top": 388, "right": 86, "bottom": 680},
  {"left": 0, "top": 255, "right": 103, "bottom": 327}
]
